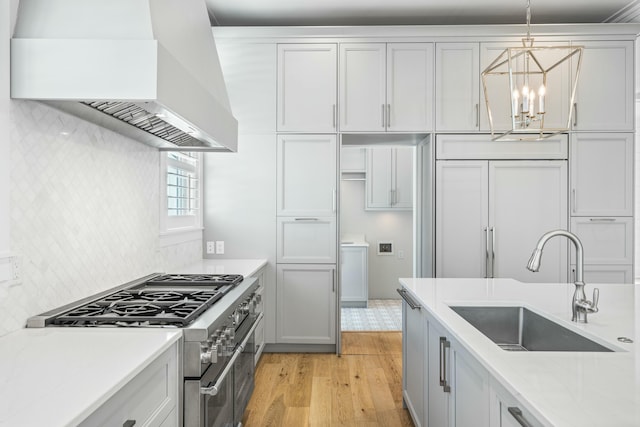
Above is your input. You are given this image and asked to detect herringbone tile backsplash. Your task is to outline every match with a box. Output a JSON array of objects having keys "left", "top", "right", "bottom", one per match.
[{"left": 0, "top": 101, "right": 202, "bottom": 336}]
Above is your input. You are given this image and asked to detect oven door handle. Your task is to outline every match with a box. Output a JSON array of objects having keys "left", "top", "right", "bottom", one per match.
[{"left": 200, "top": 312, "right": 264, "bottom": 397}]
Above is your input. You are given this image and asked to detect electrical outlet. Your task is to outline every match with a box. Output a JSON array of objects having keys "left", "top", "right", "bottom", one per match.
[
  {"left": 11, "top": 256, "right": 21, "bottom": 281},
  {"left": 206, "top": 241, "right": 216, "bottom": 254},
  {"left": 216, "top": 241, "right": 225, "bottom": 254},
  {"left": 398, "top": 250, "right": 405, "bottom": 259}
]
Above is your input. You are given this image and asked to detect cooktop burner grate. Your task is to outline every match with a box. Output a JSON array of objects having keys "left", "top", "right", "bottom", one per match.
[
  {"left": 51, "top": 288, "right": 226, "bottom": 327},
  {"left": 146, "top": 273, "right": 244, "bottom": 286}
]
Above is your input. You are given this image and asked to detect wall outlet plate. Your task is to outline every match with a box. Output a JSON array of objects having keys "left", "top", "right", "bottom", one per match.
[
  {"left": 377, "top": 241, "right": 393, "bottom": 255},
  {"left": 206, "top": 241, "right": 215, "bottom": 254},
  {"left": 215, "top": 241, "right": 225, "bottom": 254}
]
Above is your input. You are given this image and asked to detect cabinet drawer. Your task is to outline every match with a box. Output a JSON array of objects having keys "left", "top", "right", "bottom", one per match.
[
  {"left": 570, "top": 217, "right": 633, "bottom": 264},
  {"left": 277, "top": 217, "right": 337, "bottom": 263},
  {"left": 80, "top": 344, "right": 179, "bottom": 427},
  {"left": 436, "top": 134, "right": 568, "bottom": 160}
]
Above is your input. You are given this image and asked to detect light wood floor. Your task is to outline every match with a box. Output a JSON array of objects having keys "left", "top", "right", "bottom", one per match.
[{"left": 241, "top": 331, "right": 414, "bottom": 426}]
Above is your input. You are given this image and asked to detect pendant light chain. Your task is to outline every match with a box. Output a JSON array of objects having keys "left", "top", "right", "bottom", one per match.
[{"left": 526, "top": 0, "right": 531, "bottom": 40}]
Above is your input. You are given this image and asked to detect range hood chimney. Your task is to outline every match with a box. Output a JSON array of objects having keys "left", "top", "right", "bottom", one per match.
[{"left": 10, "top": 0, "right": 238, "bottom": 152}]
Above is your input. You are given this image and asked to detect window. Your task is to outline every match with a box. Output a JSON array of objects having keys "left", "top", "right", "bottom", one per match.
[{"left": 161, "top": 151, "right": 203, "bottom": 233}]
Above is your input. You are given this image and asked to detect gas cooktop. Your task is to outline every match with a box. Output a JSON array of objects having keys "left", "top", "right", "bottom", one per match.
[{"left": 44, "top": 273, "right": 245, "bottom": 327}]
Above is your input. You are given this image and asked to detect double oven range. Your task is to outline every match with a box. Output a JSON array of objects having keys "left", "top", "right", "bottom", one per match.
[{"left": 27, "top": 272, "right": 263, "bottom": 427}]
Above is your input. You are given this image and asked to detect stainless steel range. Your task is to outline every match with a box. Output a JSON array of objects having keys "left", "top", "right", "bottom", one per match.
[{"left": 27, "top": 272, "right": 263, "bottom": 427}]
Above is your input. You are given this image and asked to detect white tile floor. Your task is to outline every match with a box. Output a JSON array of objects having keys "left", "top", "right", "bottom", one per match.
[{"left": 341, "top": 299, "right": 402, "bottom": 331}]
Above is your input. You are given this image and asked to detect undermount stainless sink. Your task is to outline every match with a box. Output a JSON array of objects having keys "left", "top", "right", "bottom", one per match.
[{"left": 450, "top": 306, "right": 614, "bottom": 352}]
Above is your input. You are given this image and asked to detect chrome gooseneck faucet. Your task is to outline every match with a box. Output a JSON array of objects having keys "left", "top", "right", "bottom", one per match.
[{"left": 527, "top": 230, "right": 599, "bottom": 323}]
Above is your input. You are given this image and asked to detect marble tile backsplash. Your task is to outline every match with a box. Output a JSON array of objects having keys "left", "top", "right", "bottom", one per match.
[{"left": 1, "top": 101, "right": 202, "bottom": 336}]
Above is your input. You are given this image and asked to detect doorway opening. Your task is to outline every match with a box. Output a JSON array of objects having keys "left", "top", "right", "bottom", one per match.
[{"left": 337, "top": 134, "right": 432, "bottom": 349}]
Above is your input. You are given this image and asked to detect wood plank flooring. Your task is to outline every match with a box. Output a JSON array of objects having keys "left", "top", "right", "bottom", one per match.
[{"left": 241, "top": 331, "right": 414, "bottom": 426}]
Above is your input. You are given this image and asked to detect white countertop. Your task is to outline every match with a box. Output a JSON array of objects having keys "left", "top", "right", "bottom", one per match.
[
  {"left": 341, "top": 233, "right": 369, "bottom": 247},
  {"left": 174, "top": 258, "right": 267, "bottom": 277},
  {"left": 0, "top": 259, "right": 267, "bottom": 427},
  {"left": 400, "top": 278, "right": 640, "bottom": 427},
  {"left": 0, "top": 328, "right": 181, "bottom": 427}
]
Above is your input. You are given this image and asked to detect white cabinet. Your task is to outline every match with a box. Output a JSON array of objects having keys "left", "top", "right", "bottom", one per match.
[
  {"left": 366, "top": 146, "right": 413, "bottom": 210},
  {"left": 339, "top": 43, "right": 433, "bottom": 132},
  {"left": 480, "top": 41, "right": 572, "bottom": 133},
  {"left": 277, "top": 217, "right": 337, "bottom": 263},
  {"left": 490, "top": 379, "right": 544, "bottom": 427},
  {"left": 570, "top": 133, "right": 633, "bottom": 217},
  {"left": 277, "top": 134, "right": 337, "bottom": 217},
  {"left": 400, "top": 289, "right": 425, "bottom": 427},
  {"left": 427, "top": 316, "right": 489, "bottom": 427},
  {"left": 436, "top": 160, "right": 568, "bottom": 282},
  {"left": 276, "top": 264, "right": 336, "bottom": 344},
  {"left": 80, "top": 343, "right": 179, "bottom": 427},
  {"left": 341, "top": 244, "right": 368, "bottom": 307},
  {"left": 341, "top": 146, "right": 367, "bottom": 173},
  {"left": 572, "top": 41, "right": 634, "bottom": 131},
  {"left": 435, "top": 43, "right": 480, "bottom": 131},
  {"left": 277, "top": 44, "right": 337, "bottom": 132}
]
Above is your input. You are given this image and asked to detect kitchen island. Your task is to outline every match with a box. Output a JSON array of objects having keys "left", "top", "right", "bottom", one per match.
[{"left": 399, "top": 278, "right": 639, "bottom": 427}]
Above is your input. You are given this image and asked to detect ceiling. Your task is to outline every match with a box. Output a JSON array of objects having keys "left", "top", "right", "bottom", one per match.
[{"left": 204, "top": 0, "right": 637, "bottom": 26}]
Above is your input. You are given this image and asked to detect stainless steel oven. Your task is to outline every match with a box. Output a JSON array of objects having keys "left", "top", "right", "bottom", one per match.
[{"left": 26, "top": 273, "right": 262, "bottom": 427}]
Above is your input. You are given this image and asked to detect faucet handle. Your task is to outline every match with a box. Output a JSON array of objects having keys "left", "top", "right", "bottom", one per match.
[{"left": 591, "top": 287, "right": 599, "bottom": 312}]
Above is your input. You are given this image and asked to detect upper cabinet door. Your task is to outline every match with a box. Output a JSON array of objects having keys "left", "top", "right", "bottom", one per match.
[
  {"left": 386, "top": 43, "right": 433, "bottom": 132},
  {"left": 572, "top": 41, "right": 634, "bottom": 131},
  {"left": 339, "top": 43, "right": 387, "bottom": 132},
  {"left": 392, "top": 147, "right": 414, "bottom": 209},
  {"left": 480, "top": 41, "right": 571, "bottom": 133},
  {"left": 277, "top": 134, "right": 337, "bottom": 217},
  {"left": 277, "top": 44, "right": 337, "bottom": 132},
  {"left": 570, "top": 133, "right": 633, "bottom": 216},
  {"left": 435, "top": 43, "right": 480, "bottom": 131}
]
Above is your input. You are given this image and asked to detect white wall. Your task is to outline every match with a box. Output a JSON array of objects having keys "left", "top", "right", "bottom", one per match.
[
  {"left": 340, "top": 179, "right": 413, "bottom": 299},
  {"left": 0, "top": 5, "right": 202, "bottom": 336}
]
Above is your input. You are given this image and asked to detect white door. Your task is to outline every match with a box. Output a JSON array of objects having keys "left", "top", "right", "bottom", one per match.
[
  {"left": 340, "top": 246, "right": 368, "bottom": 304},
  {"left": 436, "top": 161, "right": 489, "bottom": 278},
  {"left": 570, "top": 133, "right": 633, "bottom": 217},
  {"left": 489, "top": 161, "right": 568, "bottom": 283},
  {"left": 393, "top": 147, "right": 414, "bottom": 209},
  {"left": 276, "top": 264, "right": 336, "bottom": 344},
  {"left": 386, "top": 43, "right": 433, "bottom": 132},
  {"left": 435, "top": 43, "right": 480, "bottom": 131},
  {"left": 366, "top": 147, "right": 393, "bottom": 209},
  {"left": 276, "top": 134, "right": 337, "bottom": 217},
  {"left": 339, "top": 43, "right": 386, "bottom": 131},
  {"left": 570, "top": 217, "right": 633, "bottom": 265},
  {"left": 276, "top": 44, "right": 337, "bottom": 132},
  {"left": 452, "top": 347, "right": 489, "bottom": 427},
  {"left": 572, "top": 41, "right": 634, "bottom": 131},
  {"left": 403, "top": 298, "right": 425, "bottom": 426}
]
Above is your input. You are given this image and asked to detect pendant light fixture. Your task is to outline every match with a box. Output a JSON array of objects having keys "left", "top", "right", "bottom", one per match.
[{"left": 481, "top": 0, "right": 583, "bottom": 141}]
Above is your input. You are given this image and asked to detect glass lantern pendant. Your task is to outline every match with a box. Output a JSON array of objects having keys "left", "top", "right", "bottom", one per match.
[{"left": 481, "top": 0, "right": 583, "bottom": 141}]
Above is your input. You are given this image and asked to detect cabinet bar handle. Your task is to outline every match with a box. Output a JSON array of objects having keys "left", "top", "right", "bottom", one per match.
[
  {"left": 439, "top": 337, "right": 451, "bottom": 392},
  {"left": 572, "top": 189, "right": 577, "bottom": 213},
  {"left": 387, "top": 104, "right": 391, "bottom": 128},
  {"left": 475, "top": 103, "right": 479, "bottom": 128},
  {"left": 381, "top": 104, "right": 386, "bottom": 127},
  {"left": 332, "top": 104, "right": 336, "bottom": 128},
  {"left": 332, "top": 189, "right": 337, "bottom": 212},
  {"left": 508, "top": 407, "right": 535, "bottom": 427},
  {"left": 491, "top": 227, "right": 496, "bottom": 279},
  {"left": 573, "top": 103, "right": 578, "bottom": 127},
  {"left": 484, "top": 227, "right": 489, "bottom": 279},
  {"left": 396, "top": 288, "right": 421, "bottom": 310},
  {"left": 294, "top": 218, "right": 319, "bottom": 221},
  {"left": 589, "top": 218, "right": 616, "bottom": 222},
  {"left": 333, "top": 269, "right": 336, "bottom": 292},
  {"left": 123, "top": 421, "right": 136, "bottom": 427}
]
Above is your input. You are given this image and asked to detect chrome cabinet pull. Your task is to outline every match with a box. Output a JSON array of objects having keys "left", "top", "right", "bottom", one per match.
[
  {"left": 439, "top": 337, "right": 451, "bottom": 392},
  {"left": 294, "top": 218, "right": 319, "bottom": 221},
  {"left": 332, "top": 104, "right": 336, "bottom": 128},
  {"left": 508, "top": 407, "right": 534, "bottom": 427},
  {"left": 491, "top": 227, "right": 496, "bottom": 278},
  {"left": 573, "top": 103, "right": 578, "bottom": 127},
  {"left": 381, "top": 104, "right": 386, "bottom": 127},
  {"left": 123, "top": 421, "right": 136, "bottom": 427},
  {"left": 396, "top": 288, "right": 421, "bottom": 310},
  {"left": 484, "top": 227, "right": 489, "bottom": 279},
  {"left": 572, "top": 189, "right": 576, "bottom": 213},
  {"left": 475, "top": 103, "right": 479, "bottom": 128},
  {"left": 589, "top": 218, "right": 616, "bottom": 222},
  {"left": 387, "top": 104, "right": 391, "bottom": 128}
]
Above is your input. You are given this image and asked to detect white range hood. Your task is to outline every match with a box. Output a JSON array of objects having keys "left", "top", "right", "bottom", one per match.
[{"left": 10, "top": 0, "right": 238, "bottom": 152}]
